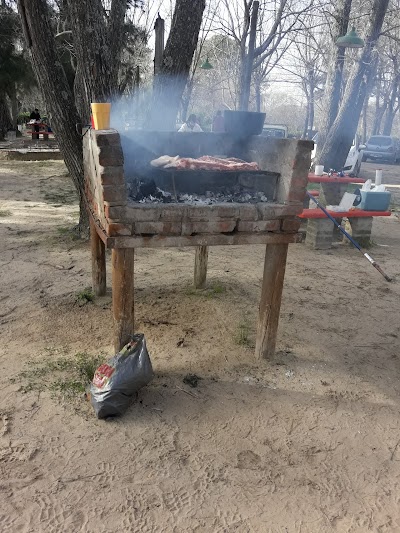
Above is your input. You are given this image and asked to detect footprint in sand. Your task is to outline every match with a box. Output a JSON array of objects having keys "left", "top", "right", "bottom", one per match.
[{"left": 236, "top": 450, "right": 261, "bottom": 470}]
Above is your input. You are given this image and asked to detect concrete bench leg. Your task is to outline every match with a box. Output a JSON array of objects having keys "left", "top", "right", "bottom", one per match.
[
  {"left": 348, "top": 217, "right": 373, "bottom": 247},
  {"left": 305, "top": 218, "right": 334, "bottom": 249},
  {"left": 319, "top": 183, "right": 348, "bottom": 206}
]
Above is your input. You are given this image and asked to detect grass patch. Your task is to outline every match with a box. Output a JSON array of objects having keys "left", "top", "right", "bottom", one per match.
[
  {"left": 14, "top": 351, "right": 105, "bottom": 401},
  {"left": 57, "top": 226, "right": 81, "bottom": 239},
  {"left": 45, "top": 225, "right": 83, "bottom": 248},
  {"left": 234, "top": 320, "right": 254, "bottom": 348},
  {"left": 210, "top": 282, "right": 226, "bottom": 295},
  {"left": 42, "top": 189, "right": 77, "bottom": 205},
  {"left": 0, "top": 209, "right": 12, "bottom": 217},
  {"left": 76, "top": 287, "right": 95, "bottom": 305},
  {"left": 39, "top": 175, "right": 77, "bottom": 207},
  {"left": 184, "top": 282, "right": 227, "bottom": 299}
]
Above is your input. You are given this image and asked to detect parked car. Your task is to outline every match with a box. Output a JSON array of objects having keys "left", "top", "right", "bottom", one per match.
[
  {"left": 260, "top": 124, "right": 288, "bottom": 139},
  {"left": 361, "top": 135, "right": 400, "bottom": 163},
  {"left": 311, "top": 133, "right": 364, "bottom": 176}
]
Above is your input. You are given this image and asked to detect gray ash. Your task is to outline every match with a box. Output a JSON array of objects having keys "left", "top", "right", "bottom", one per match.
[{"left": 128, "top": 179, "right": 268, "bottom": 205}]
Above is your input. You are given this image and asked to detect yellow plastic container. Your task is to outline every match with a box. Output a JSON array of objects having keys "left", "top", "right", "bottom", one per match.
[{"left": 91, "top": 103, "right": 111, "bottom": 130}]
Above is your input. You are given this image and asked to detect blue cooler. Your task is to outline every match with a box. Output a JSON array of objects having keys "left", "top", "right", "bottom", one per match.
[{"left": 359, "top": 191, "right": 391, "bottom": 211}]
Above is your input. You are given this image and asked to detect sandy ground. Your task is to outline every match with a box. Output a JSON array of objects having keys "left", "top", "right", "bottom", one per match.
[{"left": 0, "top": 159, "right": 400, "bottom": 532}]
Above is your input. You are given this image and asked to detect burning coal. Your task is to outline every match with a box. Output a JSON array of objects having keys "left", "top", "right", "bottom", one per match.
[{"left": 127, "top": 178, "right": 269, "bottom": 205}]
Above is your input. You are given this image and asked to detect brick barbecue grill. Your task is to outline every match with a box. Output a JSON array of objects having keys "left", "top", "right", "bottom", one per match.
[{"left": 83, "top": 129, "right": 312, "bottom": 358}]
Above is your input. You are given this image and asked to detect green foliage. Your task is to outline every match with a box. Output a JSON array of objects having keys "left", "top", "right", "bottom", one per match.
[
  {"left": 76, "top": 287, "right": 95, "bottom": 304},
  {"left": 0, "top": 6, "right": 34, "bottom": 95},
  {"left": 234, "top": 320, "right": 254, "bottom": 348},
  {"left": 15, "top": 351, "right": 105, "bottom": 401},
  {"left": 184, "top": 282, "right": 226, "bottom": 298}
]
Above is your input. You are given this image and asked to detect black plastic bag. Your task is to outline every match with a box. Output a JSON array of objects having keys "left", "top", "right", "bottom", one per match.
[{"left": 90, "top": 334, "right": 153, "bottom": 419}]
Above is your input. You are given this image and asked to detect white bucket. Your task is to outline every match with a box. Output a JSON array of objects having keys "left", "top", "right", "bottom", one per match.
[{"left": 315, "top": 164, "right": 324, "bottom": 176}]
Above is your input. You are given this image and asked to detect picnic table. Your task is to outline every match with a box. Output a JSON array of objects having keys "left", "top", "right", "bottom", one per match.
[
  {"left": 307, "top": 172, "right": 365, "bottom": 206},
  {"left": 29, "top": 122, "right": 53, "bottom": 141},
  {"left": 301, "top": 173, "right": 390, "bottom": 249}
]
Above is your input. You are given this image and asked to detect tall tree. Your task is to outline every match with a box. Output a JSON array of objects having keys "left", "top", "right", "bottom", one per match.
[
  {"left": 317, "top": 0, "right": 390, "bottom": 170},
  {"left": 17, "top": 0, "right": 142, "bottom": 234},
  {"left": 151, "top": 0, "right": 206, "bottom": 129},
  {"left": 316, "top": 0, "right": 351, "bottom": 152},
  {"left": 18, "top": 0, "right": 86, "bottom": 230},
  {"left": 216, "top": 0, "right": 314, "bottom": 111}
]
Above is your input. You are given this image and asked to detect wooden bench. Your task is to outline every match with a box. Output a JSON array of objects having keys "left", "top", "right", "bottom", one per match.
[{"left": 298, "top": 208, "right": 391, "bottom": 249}]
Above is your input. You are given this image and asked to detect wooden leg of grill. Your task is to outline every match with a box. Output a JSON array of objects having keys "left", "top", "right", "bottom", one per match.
[
  {"left": 112, "top": 248, "right": 135, "bottom": 352},
  {"left": 255, "top": 243, "right": 288, "bottom": 360},
  {"left": 90, "top": 218, "right": 106, "bottom": 296},
  {"left": 194, "top": 245, "right": 209, "bottom": 289}
]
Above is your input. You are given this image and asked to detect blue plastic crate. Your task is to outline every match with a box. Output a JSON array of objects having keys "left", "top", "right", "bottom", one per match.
[{"left": 360, "top": 191, "right": 391, "bottom": 211}]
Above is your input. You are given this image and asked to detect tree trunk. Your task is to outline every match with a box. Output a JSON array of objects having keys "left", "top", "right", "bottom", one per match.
[
  {"left": 317, "top": 0, "right": 389, "bottom": 171},
  {"left": 9, "top": 87, "right": 19, "bottom": 130},
  {"left": 382, "top": 74, "right": 400, "bottom": 135},
  {"left": 382, "top": 106, "right": 399, "bottom": 136},
  {"left": 316, "top": 0, "right": 351, "bottom": 153},
  {"left": 362, "top": 95, "right": 368, "bottom": 143},
  {"left": 308, "top": 88, "right": 315, "bottom": 138},
  {"left": 255, "top": 80, "right": 262, "bottom": 112},
  {"left": 18, "top": 0, "right": 88, "bottom": 233},
  {"left": 0, "top": 92, "right": 12, "bottom": 140},
  {"left": 372, "top": 83, "right": 386, "bottom": 136},
  {"left": 151, "top": 0, "right": 206, "bottom": 130},
  {"left": 64, "top": 0, "right": 126, "bottom": 121},
  {"left": 73, "top": 62, "right": 88, "bottom": 125},
  {"left": 181, "top": 78, "right": 195, "bottom": 123},
  {"left": 302, "top": 98, "right": 310, "bottom": 139},
  {"left": 239, "top": 1, "right": 259, "bottom": 111}
]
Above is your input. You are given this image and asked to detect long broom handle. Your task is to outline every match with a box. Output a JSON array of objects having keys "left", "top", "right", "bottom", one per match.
[{"left": 306, "top": 191, "right": 392, "bottom": 282}]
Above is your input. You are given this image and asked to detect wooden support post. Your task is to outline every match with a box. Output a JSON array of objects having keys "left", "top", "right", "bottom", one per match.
[
  {"left": 112, "top": 248, "right": 135, "bottom": 352},
  {"left": 90, "top": 218, "right": 106, "bottom": 296},
  {"left": 255, "top": 243, "right": 288, "bottom": 360},
  {"left": 194, "top": 245, "right": 209, "bottom": 289},
  {"left": 154, "top": 14, "right": 165, "bottom": 76}
]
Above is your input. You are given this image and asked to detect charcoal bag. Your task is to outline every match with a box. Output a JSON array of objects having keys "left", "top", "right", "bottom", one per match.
[{"left": 90, "top": 334, "right": 153, "bottom": 419}]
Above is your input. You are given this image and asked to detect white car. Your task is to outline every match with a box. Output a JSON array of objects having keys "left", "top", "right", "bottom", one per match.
[{"left": 311, "top": 133, "right": 364, "bottom": 176}]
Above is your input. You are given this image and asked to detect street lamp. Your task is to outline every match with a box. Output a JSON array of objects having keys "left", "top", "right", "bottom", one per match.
[
  {"left": 336, "top": 27, "right": 365, "bottom": 49},
  {"left": 200, "top": 57, "right": 213, "bottom": 70}
]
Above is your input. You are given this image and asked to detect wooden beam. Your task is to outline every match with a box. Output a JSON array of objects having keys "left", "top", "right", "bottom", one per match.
[
  {"left": 90, "top": 217, "right": 106, "bottom": 296},
  {"left": 112, "top": 249, "right": 135, "bottom": 352},
  {"left": 255, "top": 243, "right": 289, "bottom": 360},
  {"left": 194, "top": 246, "right": 209, "bottom": 288},
  {"left": 107, "top": 232, "right": 302, "bottom": 249}
]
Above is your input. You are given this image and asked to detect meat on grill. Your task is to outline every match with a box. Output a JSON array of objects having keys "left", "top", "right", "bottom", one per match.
[{"left": 150, "top": 155, "right": 260, "bottom": 172}]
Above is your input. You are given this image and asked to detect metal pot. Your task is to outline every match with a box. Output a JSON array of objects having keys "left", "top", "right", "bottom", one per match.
[{"left": 224, "top": 110, "right": 266, "bottom": 137}]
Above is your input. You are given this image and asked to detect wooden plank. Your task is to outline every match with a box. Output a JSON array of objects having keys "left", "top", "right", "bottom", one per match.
[
  {"left": 112, "top": 249, "right": 135, "bottom": 352},
  {"left": 194, "top": 246, "right": 209, "bottom": 288},
  {"left": 90, "top": 217, "right": 106, "bottom": 296},
  {"left": 107, "top": 232, "right": 302, "bottom": 249},
  {"left": 255, "top": 243, "right": 288, "bottom": 360},
  {"left": 308, "top": 173, "right": 365, "bottom": 184},
  {"left": 298, "top": 209, "right": 391, "bottom": 219}
]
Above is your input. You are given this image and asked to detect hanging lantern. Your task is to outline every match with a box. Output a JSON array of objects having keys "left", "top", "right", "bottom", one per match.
[
  {"left": 336, "top": 27, "right": 364, "bottom": 49},
  {"left": 200, "top": 57, "right": 213, "bottom": 70}
]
